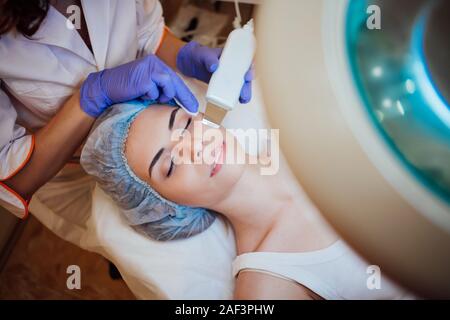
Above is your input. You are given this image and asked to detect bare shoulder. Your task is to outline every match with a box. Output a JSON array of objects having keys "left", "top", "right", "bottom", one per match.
[{"left": 234, "top": 270, "right": 323, "bottom": 300}]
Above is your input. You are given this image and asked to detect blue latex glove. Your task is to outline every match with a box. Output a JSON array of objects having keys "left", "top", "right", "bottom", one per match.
[
  {"left": 80, "top": 54, "right": 199, "bottom": 117},
  {"left": 176, "top": 41, "right": 254, "bottom": 104}
]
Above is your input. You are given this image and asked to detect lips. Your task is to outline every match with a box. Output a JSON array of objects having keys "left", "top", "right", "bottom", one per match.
[{"left": 210, "top": 142, "right": 225, "bottom": 177}]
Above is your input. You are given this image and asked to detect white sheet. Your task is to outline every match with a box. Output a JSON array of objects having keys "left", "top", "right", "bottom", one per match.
[{"left": 88, "top": 187, "right": 236, "bottom": 299}]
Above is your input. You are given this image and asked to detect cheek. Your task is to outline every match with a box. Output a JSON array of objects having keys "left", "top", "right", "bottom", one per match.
[
  {"left": 153, "top": 159, "right": 245, "bottom": 208},
  {"left": 178, "top": 163, "right": 245, "bottom": 208},
  {"left": 156, "top": 165, "right": 208, "bottom": 206}
]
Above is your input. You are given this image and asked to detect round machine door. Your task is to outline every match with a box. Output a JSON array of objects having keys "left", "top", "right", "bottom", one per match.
[
  {"left": 346, "top": 0, "right": 450, "bottom": 221},
  {"left": 256, "top": 0, "right": 450, "bottom": 298}
]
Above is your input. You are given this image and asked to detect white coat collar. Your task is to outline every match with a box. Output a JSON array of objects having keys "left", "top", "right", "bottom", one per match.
[
  {"left": 20, "top": 0, "right": 113, "bottom": 70},
  {"left": 81, "top": 0, "right": 111, "bottom": 70}
]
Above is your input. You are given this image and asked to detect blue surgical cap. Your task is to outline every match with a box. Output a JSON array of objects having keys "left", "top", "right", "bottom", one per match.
[{"left": 80, "top": 100, "right": 216, "bottom": 241}]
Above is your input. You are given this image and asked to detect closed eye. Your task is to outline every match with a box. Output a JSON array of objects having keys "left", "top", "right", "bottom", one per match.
[
  {"left": 166, "top": 158, "right": 175, "bottom": 177},
  {"left": 184, "top": 117, "right": 192, "bottom": 132},
  {"left": 166, "top": 117, "right": 192, "bottom": 178}
]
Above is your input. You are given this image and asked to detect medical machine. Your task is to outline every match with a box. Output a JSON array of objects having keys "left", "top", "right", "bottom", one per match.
[
  {"left": 202, "top": 19, "right": 256, "bottom": 128},
  {"left": 256, "top": 0, "right": 450, "bottom": 297}
]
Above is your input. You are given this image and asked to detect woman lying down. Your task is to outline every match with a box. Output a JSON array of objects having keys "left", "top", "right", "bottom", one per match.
[{"left": 81, "top": 100, "right": 413, "bottom": 300}]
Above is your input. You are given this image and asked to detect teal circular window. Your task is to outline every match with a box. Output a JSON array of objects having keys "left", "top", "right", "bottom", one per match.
[{"left": 346, "top": 0, "right": 450, "bottom": 205}]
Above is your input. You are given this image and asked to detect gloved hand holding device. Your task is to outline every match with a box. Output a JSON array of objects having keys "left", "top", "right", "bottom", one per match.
[{"left": 176, "top": 41, "right": 254, "bottom": 104}]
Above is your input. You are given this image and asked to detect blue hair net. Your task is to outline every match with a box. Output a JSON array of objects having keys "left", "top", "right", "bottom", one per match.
[{"left": 80, "top": 100, "right": 216, "bottom": 241}]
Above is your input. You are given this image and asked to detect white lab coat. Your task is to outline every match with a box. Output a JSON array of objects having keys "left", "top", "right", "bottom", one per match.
[{"left": 0, "top": 0, "right": 165, "bottom": 230}]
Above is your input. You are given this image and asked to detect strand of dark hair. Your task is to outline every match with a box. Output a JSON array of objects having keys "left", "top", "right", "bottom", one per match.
[{"left": 0, "top": 0, "right": 50, "bottom": 37}]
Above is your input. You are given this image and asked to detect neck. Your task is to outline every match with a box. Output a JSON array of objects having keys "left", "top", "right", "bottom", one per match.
[{"left": 210, "top": 155, "right": 292, "bottom": 253}]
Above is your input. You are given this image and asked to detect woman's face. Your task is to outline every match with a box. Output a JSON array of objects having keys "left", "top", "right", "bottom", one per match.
[{"left": 125, "top": 105, "right": 245, "bottom": 208}]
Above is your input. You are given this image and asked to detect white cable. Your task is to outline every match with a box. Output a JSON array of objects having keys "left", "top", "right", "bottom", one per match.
[{"left": 233, "top": 0, "right": 242, "bottom": 28}]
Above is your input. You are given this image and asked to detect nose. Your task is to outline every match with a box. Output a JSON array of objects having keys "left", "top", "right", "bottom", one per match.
[
  {"left": 171, "top": 117, "right": 217, "bottom": 163},
  {"left": 190, "top": 128, "right": 204, "bottom": 162},
  {"left": 191, "top": 116, "right": 220, "bottom": 162},
  {"left": 171, "top": 120, "right": 204, "bottom": 163}
]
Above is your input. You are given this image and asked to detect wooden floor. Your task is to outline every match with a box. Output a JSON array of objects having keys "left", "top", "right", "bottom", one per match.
[{"left": 0, "top": 216, "right": 135, "bottom": 300}]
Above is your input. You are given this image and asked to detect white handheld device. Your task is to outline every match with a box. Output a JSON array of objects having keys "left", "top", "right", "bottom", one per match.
[{"left": 202, "top": 19, "right": 256, "bottom": 128}]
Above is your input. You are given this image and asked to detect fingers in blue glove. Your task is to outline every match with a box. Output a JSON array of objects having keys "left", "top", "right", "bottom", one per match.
[
  {"left": 238, "top": 65, "right": 254, "bottom": 104},
  {"left": 80, "top": 53, "right": 200, "bottom": 117},
  {"left": 139, "top": 69, "right": 198, "bottom": 113},
  {"left": 168, "top": 71, "right": 199, "bottom": 114},
  {"left": 152, "top": 72, "right": 176, "bottom": 100},
  {"left": 245, "top": 65, "right": 255, "bottom": 82},
  {"left": 142, "top": 81, "right": 160, "bottom": 101},
  {"left": 239, "top": 81, "right": 252, "bottom": 104},
  {"left": 203, "top": 47, "right": 222, "bottom": 73},
  {"left": 177, "top": 41, "right": 224, "bottom": 84}
]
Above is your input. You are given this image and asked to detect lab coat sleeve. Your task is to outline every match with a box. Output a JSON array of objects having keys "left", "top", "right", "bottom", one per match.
[
  {"left": 135, "top": 0, "right": 167, "bottom": 57},
  {"left": 0, "top": 88, "right": 35, "bottom": 219}
]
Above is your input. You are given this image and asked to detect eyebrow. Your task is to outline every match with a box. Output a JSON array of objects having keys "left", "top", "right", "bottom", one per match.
[
  {"left": 148, "top": 107, "right": 180, "bottom": 178},
  {"left": 148, "top": 147, "right": 164, "bottom": 178},
  {"left": 169, "top": 107, "right": 180, "bottom": 130}
]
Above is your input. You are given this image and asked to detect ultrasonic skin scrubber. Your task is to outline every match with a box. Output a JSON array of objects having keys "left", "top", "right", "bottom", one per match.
[{"left": 202, "top": 20, "right": 256, "bottom": 128}]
